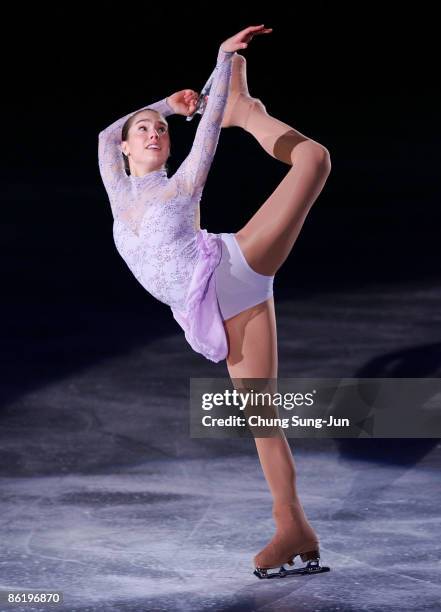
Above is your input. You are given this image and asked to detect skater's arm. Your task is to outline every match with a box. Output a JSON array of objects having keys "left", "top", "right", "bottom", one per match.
[
  {"left": 173, "top": 25, "right": 272, "bottom": 199},
  {"left": 173, "top": 47, "right": 234, "bottom": 198},
  {"left": 97, "top": 97, "right": 174, "bottom": 210}
]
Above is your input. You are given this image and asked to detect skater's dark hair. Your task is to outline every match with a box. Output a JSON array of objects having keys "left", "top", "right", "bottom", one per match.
[{"left": 121, "top": 109, "right": 170, "bottom": 176}]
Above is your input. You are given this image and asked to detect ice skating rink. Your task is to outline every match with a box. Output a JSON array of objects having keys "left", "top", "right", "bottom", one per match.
[{"left": 1, "top": 282, "right": 440, "bottom": 612}]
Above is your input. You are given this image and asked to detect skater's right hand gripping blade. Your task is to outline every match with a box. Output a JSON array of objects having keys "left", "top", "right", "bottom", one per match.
[
  {"left": 253, "top": 558, "right": 331, "bottom": 579},
  {"left": 186, "top": 73, "right": 213, "bottom": 121}
]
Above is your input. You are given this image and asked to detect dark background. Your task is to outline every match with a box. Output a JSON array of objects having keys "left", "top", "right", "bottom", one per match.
[{"left": 1, "top": 3, "right": 439, "bottom": 397}]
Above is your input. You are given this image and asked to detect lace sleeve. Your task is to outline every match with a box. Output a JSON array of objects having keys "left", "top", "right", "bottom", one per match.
[
  {"left": 173, "top": 48, "right": 234, "bottom": 198},
  {"left": 98, "top": 98, "right": 174, "bottom": 217}
]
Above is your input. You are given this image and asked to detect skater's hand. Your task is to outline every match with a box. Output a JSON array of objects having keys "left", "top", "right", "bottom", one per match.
[
  {"left": 220, "top": 24, "right": 272, "bottom": 53},
  {"left": 167, "top": 89, "right": 201, "bottom": 116}
]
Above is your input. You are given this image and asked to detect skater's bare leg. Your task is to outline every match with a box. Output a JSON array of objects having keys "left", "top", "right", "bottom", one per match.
[
  {"left": 224, "top": 299, "right": 319, "bottom": 571},
  {"left": 222, "top": 52, "right": 330, "bottom": 575},
  {"left": 236, "top": 142, "right": 330, "bottom": 276},
  {"left": 222, "top": 54, "right": 331, "bottom": 277}
]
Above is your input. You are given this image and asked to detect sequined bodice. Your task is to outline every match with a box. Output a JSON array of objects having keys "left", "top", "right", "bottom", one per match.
[{"left": 112, "top": 171, "right": 203, "bottom": 310}]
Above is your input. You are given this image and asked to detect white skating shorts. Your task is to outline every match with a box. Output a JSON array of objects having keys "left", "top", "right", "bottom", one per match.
[{"left": 214, "top": 232, "right": 274, "bottom": 321}]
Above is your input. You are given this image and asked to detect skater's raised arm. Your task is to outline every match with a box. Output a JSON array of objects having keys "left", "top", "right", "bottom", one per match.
[
  {"left": 174, "top": 25, "right": 272, "bottom": 198},
  {"left": 172, "top": 47, "right": 233, "bottom": 198}
]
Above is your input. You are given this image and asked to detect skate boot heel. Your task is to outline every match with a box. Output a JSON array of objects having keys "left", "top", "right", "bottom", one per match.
[{"left": 300, "top": 549, "right": 320, "bottom": 562}]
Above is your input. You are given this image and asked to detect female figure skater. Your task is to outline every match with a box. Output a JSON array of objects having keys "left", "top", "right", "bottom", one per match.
[{"left": 98, "top": 25, "right": 331, "bottom": 579}]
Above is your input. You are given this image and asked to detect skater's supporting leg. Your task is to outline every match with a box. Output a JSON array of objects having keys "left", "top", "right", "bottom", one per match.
[{"left": 224, "top": 299, "right": 322, "bottom": 574}]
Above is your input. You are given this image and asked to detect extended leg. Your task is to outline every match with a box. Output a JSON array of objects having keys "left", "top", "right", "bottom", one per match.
[
  {"left": 222, "top": 54, "right": 317, "bottom": 164},
  {"left": 236, "top": 142, "right": 331, "bottom": 276},
  {"left": 222, "top": 55, "right": 331, "bottom": 276}
]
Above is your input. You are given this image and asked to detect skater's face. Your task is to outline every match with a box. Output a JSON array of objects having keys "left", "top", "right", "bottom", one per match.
[{"left": 121, "top": 110, "right": 170, "bottom": 176}]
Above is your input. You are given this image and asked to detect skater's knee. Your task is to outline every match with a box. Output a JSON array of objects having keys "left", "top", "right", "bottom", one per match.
[
  {"left": 293, "top": 140, "right": 331, "bottom": 171},
  {"left": 311, "top": 143, "right": 331, "bottom": 173},
  {"left": 314, "top": 143, "right": 331, "bottom": 171}
]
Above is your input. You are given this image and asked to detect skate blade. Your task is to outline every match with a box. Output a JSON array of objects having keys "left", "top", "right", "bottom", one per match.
[{"left": 254, "top": 559, "right": 330, "bottom": 579}]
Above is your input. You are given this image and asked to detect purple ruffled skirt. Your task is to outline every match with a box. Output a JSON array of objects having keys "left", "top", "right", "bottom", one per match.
[{"left": 171, "top": 228, "right": 228, "bottom": 363}]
